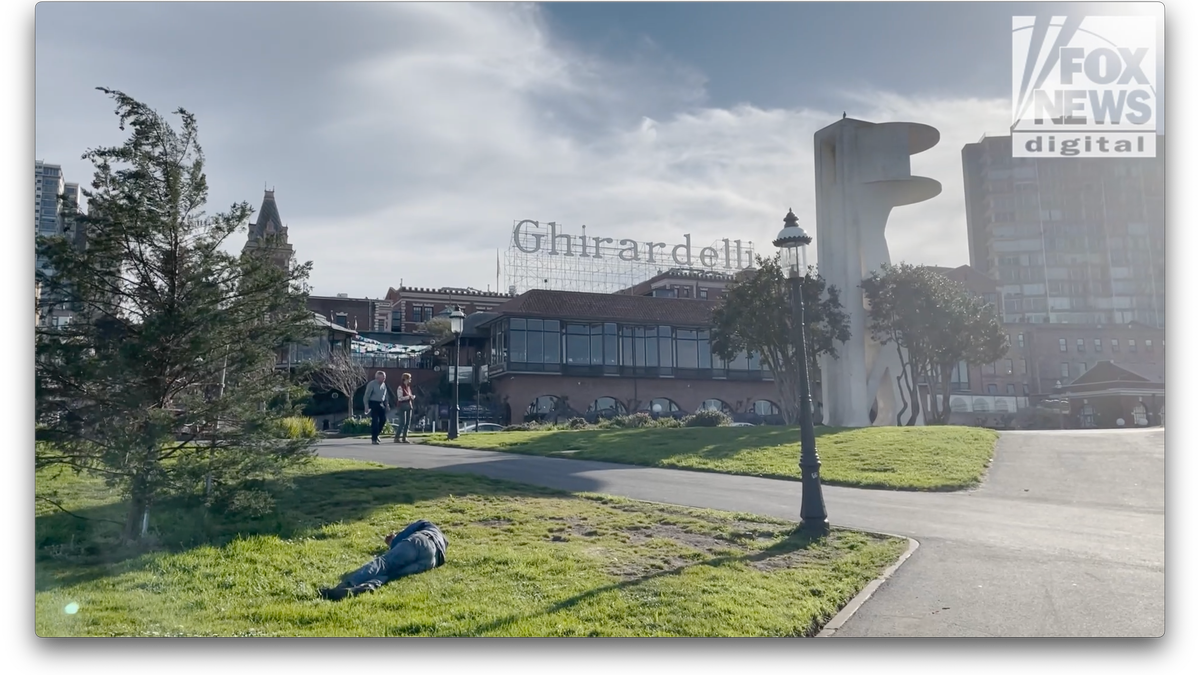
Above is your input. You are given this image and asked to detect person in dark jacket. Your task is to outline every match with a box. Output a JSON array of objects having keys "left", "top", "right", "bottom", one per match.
[{"left": 318, "top": 520, "right": 447, "bottom": 601}]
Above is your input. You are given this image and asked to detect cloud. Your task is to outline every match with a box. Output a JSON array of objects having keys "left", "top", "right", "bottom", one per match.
[{"left": 34, "top": 3, "right": 1013, "bottom": 299}]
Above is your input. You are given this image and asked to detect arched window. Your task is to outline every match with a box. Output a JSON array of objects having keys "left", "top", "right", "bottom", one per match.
[
  {"left": 972, "top": 398, "right": 991, "bottom": 413},
  {"left": 950, "top": 397, "right": 970, "bottom": 413},
  {"left": 641, "top": 398, "right": 680, "bottom": 415},
  {"left": 588, "top": 397, "right": 627, "bottom": 418},
  {"left": 698, "top": 399, "right": 733, "bottom": 414},
  {"left": 752, "top": 400, "right": 781, "bottom": 416},
  {"left": 1132, "top": 403, "right": 1148, "bottom": 426},
  {"left": 527, "top": 395, "right": 559, "bottom": 416}
]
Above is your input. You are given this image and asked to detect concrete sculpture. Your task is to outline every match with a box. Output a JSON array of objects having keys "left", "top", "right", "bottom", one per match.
[{"left": 813, "top": 118, "right": 942, "bottom": 427}]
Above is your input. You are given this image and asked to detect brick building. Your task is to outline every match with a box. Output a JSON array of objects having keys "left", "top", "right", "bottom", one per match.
[
  {"left": 1055, "top": 361, "right": 1165, "bottom": 429},
  {"left": 465, "top": 289, "right": 788, "bottom": 424},
  {"left": 615, "top": 268, "right": 740, "bottom": 301},
  {"left": 924, "top": 266, "right": 1166, "bottom": 425},
  {"left": 382, "top": 285, "right": 514, "bottom": 335}
]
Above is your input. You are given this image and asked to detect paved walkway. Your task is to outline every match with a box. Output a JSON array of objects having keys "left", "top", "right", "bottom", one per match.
[{"left": 316, "top": 427, "right": 1164, "bottom": 637}]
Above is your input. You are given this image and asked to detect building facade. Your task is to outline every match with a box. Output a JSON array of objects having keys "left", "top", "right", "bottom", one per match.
[
  {"left": 962, "top": 135, "right": 1165, "bottom": 328},
  {"left": 35, "top": 161, "right": 64, "bottom": 279},
  {"left": 923, "top": 265, "right": 1165, "bottom": 425},
  {"left": 615, "top": 268, "right": 739, "bottom": 301},
  {"left": 383, "top": 286, "right": 514, "bottom": 335},
  {"left": 476, "top": 289, "right": 787, "bottom": 424}
]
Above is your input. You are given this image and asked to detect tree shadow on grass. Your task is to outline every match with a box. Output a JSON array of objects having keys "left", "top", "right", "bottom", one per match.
[
  {"left": 35, "top": 465, "right": 571, "bottom": 591},
  {"left": 465, "top": 426, "right": 848, "bottom": 464},
  {"left": 435, "top": 527, "right": 827, "bottom": 638}
]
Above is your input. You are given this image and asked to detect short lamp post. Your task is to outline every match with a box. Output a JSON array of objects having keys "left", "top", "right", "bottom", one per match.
[
  {"left": 774, "top": 208, "right": 829, "bottom": 535},
  {"left": 447, "top": 306, "right": 465, "bottom": 440}
]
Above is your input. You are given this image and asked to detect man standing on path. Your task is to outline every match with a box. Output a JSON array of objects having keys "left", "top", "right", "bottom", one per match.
[{"left": 362, "top": 370, "right": 390, "bottom": 445}]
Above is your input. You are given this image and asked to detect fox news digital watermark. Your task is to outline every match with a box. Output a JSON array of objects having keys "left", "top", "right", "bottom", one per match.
[{"left": 1012, "top": 15, "right": 1157, "bottom": 158}]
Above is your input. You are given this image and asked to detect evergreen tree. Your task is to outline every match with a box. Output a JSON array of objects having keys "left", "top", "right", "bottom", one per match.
[
  {"left": 710, "top": 255, "right": 851, "bottom": 424},
  {"left": 35, "top": 89, "right": 319, "bottom": 541}
]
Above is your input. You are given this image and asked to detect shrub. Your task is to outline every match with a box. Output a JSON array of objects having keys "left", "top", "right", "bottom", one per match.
[
  {"left": 595, "top": 418, "right": 616, "bottom": 430},
  {"left": 567, "top": 417, "right": 589, "bottom": 430},
  {"left": 683, "top": 410, "right": 731, "bottom": 427},
  {"left": 340, "top": 417, "right": 393, "bottom": 436},
  {"left": 276, "top": 416, "right": 318, "bottom": 439},
  {"left": 653, "top": 416, "right": 684, "bottom": 428},
  {"left": 611, "top": 412, "right": 654, "bottom": 429}
]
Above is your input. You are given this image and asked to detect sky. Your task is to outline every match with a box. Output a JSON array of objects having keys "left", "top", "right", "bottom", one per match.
[{"left": 34, "top": 1, "right": 1165, "bottom": 299}]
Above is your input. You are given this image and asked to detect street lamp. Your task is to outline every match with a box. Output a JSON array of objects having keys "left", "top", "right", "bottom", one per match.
[
  {"left": 447, "top": 306, "right": 465, "bottom": 440},
  {"left": 773, "top": 208, "right": 829, "bottom": 535}
]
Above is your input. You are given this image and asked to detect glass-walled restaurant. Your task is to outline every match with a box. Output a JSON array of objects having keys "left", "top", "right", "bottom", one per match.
[{"left": 488, "top": 317, "right": 773, "bottom": 381}]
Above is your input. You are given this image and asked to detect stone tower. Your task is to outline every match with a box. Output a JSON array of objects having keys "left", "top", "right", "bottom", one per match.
[{"left": 242, "top": 189, "right": 294, "bottom": 271}]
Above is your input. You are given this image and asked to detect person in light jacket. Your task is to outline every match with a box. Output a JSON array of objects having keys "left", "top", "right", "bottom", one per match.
[
  {"left": 393, "top": 372, "right": 416, "bottom": 444},
  {"left": 361, "top": 370, "right": 390, "bottom": 445}
]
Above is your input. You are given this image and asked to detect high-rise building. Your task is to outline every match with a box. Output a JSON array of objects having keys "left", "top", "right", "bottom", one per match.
[
  {"left": 961, "top": 135, "right": 1165, "bottom": 328},
  {"left": 35, "top": 160, "right": 65, "bottom": 275}
]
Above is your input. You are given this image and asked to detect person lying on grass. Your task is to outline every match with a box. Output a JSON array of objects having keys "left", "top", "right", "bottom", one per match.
[{"left": 318, "top": 520, "right": 448, "bottom": 601}]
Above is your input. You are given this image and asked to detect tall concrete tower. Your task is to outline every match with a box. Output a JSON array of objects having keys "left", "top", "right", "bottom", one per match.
[{"left": 813, "top": 118, "right": 942, "bottom": 427}]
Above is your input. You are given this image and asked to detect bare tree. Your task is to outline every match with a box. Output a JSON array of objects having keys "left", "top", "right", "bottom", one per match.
[{"left": 314, "top": 348, "right": 368, "bottom": 418}]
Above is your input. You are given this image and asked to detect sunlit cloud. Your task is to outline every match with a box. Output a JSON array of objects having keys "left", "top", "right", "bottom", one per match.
[{"left": 35, "top": 2, "right": 1014, "bottom": 298}]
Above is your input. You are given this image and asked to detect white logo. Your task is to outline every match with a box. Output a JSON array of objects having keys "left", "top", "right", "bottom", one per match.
[{"left": 1012, "top": 15, "right": 1157, "bottom": 157}]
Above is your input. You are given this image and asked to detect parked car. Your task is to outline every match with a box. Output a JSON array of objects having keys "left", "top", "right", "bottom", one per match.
[
  {"left": 459, "top": 422, "right": 504, "bottom": 433},
  {"left": 729, "top": 422, "right": 756, "bottom": 427}
]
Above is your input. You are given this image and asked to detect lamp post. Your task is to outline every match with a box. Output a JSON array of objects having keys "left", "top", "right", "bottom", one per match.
[
  {"left": 774, "top": 208, "right": 829, "bottom": 535},
  {"left": 447, "top": 306, "right": 465, "bottom": 439}
]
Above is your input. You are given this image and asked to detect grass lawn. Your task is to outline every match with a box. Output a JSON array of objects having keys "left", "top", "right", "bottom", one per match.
[
  {"left": 424, "top": 425, "right": 999, "bottom": 491},
  {"left": 36, "top": 458, "right": 907, "bottom": 637}
]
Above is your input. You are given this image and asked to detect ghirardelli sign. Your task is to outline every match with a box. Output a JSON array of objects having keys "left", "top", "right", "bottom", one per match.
[{"left": 511, "top": 220, "right": 754, "bottom": 270}]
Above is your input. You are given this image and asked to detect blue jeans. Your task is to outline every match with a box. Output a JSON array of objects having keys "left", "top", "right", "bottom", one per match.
[
  {"left": 393, "top": 406, "right": 412, "bottom": 440},
  {"left": 339, "top": 522, "right": 443, "bottom": 593}
]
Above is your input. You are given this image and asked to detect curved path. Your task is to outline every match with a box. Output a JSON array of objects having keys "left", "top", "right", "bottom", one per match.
[{"left": 316, "top": 427, "right": 1164, "bottom": 637}]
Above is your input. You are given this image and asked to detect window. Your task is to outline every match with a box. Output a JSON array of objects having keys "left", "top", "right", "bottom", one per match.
[
  {"left": 752, "top": 400, "right": 782, "bottom": 416},
  {"left": 604, "top": 323, "right": 618, "bottom": 366},
  {"left": 1093, "top": 338, "right": 1102, "bottom": 352},
  {"left": 1076, "top": 338, "right": 1085, "bottom": 353},
  {"left": 566, "top": 324, "right": 589, "bottom": 365},
  {"left": 983, "top": 361, "right": 996, "bottom": 376},
  {"left": 391, "top": 310, "right": 403, "bottom": 333},
  {"left": 620, "top": 327, "right": 635, "bottom": 367},
  {"left": 1017, "top": 333, "right": 1025, "bottom": 349},
  {"left": 509, "top": 318, "right": 527, "bottom": 362},
  {"left": 1006, "top": 384, "right": 1016, "bottom": 395},
  {"left": 1059, "top": 338, "right": 1068, "bottom": 352},
  {"left": 676, "top": 330, "right": 699, "bottom": 369},
  {"left": 658, "top": 326, "right": 674, "bottom": 369},
  {"left": 1023, "top": 384, "right": 1030, "bottom": 395},
  {"left": 513, "top": 319, "right": 560, "bottom": 365},
  {"left": 1004, "top": 359, "right": 1014, "bottom": 375},
  {"left": 1076, "top": 362, "right": 1087, "bottom": 378},
  {"left": 590, "top": 324, "right": 604, "bottom": 365},
  {"left": 950, "top": 361, "right": 970, "bottom": 391},
  {"left": 1060, "top": 362, "right": 1070, "bottom": 378},
  {"left": 1112, "top": 338, "right": 1120, "bottom": 352},
  {"left": 1128, "top": 339, "right": 1137, "bottom": 353},
  {"left": 698, "top": 288, "right": 709, "bottom": 300},
  {"left": 1019, "top": 360, "right": 1027, "bottom": 375},
  {"left": 1145, "top": 339, "right": 1153, "bottom": 352},
  {"left": 698, "top": 330, "right": 713, "bottom": 369},
  {"left": 987, "top": 384, "right": 998, "bottom": 394}
]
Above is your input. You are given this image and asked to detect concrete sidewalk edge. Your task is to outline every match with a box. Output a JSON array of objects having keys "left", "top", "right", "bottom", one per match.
[{"left": 815, "top": 536, "right": 921, "bottom": 638}]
